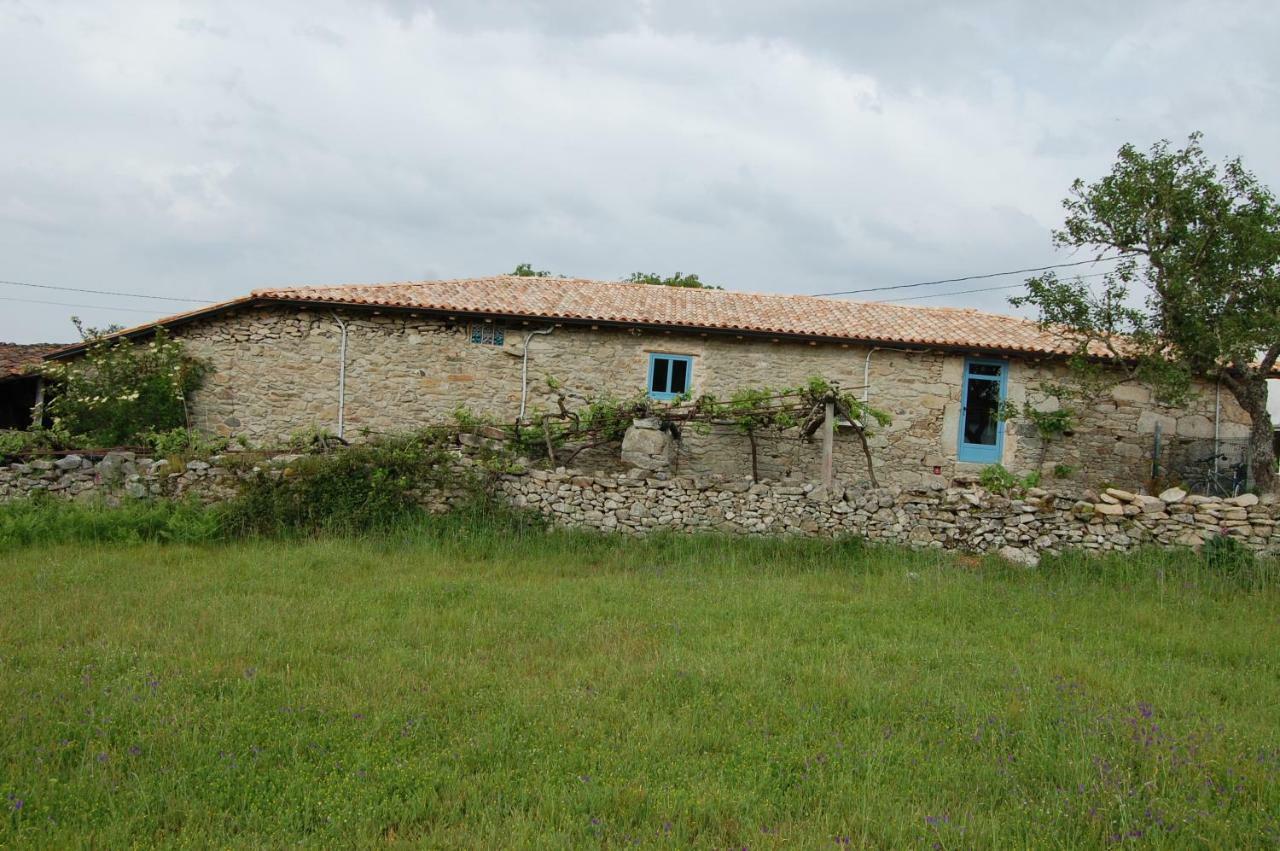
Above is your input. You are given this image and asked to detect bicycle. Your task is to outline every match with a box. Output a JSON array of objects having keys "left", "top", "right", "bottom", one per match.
[{"left": 1181, "top": 453, "right": 1248, "bottom": 498}]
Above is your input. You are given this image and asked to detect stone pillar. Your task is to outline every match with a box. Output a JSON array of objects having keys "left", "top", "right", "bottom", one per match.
[{"left": 620, "top": 418, "right": 676, "bottom": 472}]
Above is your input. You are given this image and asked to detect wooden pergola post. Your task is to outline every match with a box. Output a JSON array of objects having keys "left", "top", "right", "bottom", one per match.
[{"left": 821, "top": 396, "right": 835, "bottom": 491}]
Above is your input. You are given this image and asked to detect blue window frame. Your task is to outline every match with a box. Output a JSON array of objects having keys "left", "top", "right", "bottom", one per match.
[
  {"left": 958, "top": 357, "right": 1008, "bottom": 464},
  {"left": 647, "top": 353, "right": 693, "bottom": 400}
]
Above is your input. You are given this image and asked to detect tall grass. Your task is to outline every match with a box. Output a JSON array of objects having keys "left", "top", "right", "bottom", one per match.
[
  {"left": 2, "top": 495, "right": 1274, "bottom": 593},
  {"left": 0, "top": 495, "right": 224, "bottom": 547},
  {"left": 1, "top": 498, "right": 1279, "bottom": 845}
]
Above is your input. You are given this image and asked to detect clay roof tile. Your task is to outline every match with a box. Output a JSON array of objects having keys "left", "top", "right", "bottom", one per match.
[{"left": 249, "top": 276, "right": 1082, "bottom": 356}]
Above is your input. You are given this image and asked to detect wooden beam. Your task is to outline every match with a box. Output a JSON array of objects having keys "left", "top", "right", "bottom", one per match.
[{"left": 822, "top": 399, "right": 835, "bottom": 491}]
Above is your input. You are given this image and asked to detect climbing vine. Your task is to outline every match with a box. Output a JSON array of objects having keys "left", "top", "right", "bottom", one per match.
[
  {"left": 998, "top": 380, "right": 1079, "bottom": 474},
  {"left": 457, "top": 375, "right": 892, "bottom": 484}
]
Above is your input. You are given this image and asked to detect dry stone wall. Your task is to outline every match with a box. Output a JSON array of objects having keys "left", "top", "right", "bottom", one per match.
[
  {"left": 499, "top": 470, "right": 1278, "bottom": 563},
  {"left": 165, "top": 304, "right": 1252, "bottom": 490},
  {"left": 3, "top": 450, "right": 1276, "bottom": 563}
]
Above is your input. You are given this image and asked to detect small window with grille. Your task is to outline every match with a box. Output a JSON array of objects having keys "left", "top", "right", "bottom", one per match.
[{"left": 469, "top": 322, "right": 505, "bottom": 346}]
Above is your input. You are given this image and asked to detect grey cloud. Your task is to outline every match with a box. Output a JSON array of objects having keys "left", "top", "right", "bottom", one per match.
[
  {"left": 295, "top": 22, "right": 346, "bottom": 46},
  {"left": 1, "top": 0, "right": 1278, "bottom": 342},
  {"left": 176, "top": 17, "right": 230, "bottom": 38}
]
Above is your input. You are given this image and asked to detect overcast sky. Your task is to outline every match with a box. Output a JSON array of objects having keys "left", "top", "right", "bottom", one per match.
[{"left": 2, "top": 0, "right": 1278, "bottom": 344}]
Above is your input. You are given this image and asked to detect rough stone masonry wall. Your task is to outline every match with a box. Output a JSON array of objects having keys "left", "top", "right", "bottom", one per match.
[
  {"left": 2, "top": 450, "right": 1277, "bottom": 564},
  {"left": 173, "top": 305, "right": 1251, "bottom": 490}
]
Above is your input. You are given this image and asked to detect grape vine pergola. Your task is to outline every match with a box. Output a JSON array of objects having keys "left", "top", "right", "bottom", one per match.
[{"left": 507, "top": 377, "right": 890, "bottom": 487}]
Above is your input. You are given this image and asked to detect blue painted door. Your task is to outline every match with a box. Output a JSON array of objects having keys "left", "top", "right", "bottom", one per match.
[{"left": 958, "top": 358, "right": 1008, "bottom": 464}]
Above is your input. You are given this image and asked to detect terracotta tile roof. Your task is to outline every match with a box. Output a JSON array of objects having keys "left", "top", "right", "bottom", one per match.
[
  {"left": 250, "top": 276, "right": 1082, "bottom": 356},
  {"left": 0, "top": 342, "right": 62, "bottom": 380},
  {"left": 49, "top": 277, "right": 1106, "bottom": 361}
]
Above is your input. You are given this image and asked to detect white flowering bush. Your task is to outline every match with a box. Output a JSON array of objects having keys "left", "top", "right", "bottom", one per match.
[{"left": 40, "top": 328, "right": 207, "bottom": 447}]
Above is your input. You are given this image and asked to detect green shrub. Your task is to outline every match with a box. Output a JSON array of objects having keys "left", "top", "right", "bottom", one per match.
[
  {"left": 287, "top": 424, "right": 343, "bottom": 452},
  {"left": 979, "top": 464, "right": 1040, "bottom": 496},
  {"left": 137, "top": 427, "right": 230, "bottom": 457},
  {"left": 979, "top": 464, "right": 1017, "bottom": 494},
  {"left": 39, "top": 328, "right": 206, "bottom": 446},
  {"left": 1202, "top": 533, "right": 1256, "bottom": 576},
  {"left": 0, "top": 426, "right": 69, "bottom": 461},
  {"left": 220, "top": 433, "right": 461, "bottom": 537}
]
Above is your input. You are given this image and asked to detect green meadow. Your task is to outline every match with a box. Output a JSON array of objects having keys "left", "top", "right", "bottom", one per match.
[{"left": 1, "top": 508, "right": 1278, "bottom": 847}]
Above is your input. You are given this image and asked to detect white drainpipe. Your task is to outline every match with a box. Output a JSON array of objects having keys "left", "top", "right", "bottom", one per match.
[
  {"left": 332, "top": 313, "right": 349, "bottom": 440},
  {"left": 519, "top": 326, "right": 556, "bottom": 421},
  {"left": 862, "top": 346, "right": 881, "bottom": 402}
]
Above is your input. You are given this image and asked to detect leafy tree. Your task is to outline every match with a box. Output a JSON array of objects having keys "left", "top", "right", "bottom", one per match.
[
  {"left": 509, "top": 265, "right": 722, "bottom": 290},
  {"left": 71, "top": 316, "right": 125, "bottom": 339},
  {"left": 510, "top": 263, "right": 552, "bottom": 278},
  {"left": 1013, "top": 134, "right": 1280, "bottom": 489},
  {"left": 626, "top": 271, "right": 722, "bottom": 290},
  {"left": 39, "top": 327, "right": 207, "bottom": 447}
]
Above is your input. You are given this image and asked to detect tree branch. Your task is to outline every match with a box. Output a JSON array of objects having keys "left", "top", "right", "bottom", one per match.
[{"left": 1261, "top": 342, "right": 1280, "bottom": 376}]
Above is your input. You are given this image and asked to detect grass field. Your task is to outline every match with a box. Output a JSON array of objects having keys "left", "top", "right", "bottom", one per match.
[{"left": 2, "top": 517, "right": 1279, "bottom": 847}]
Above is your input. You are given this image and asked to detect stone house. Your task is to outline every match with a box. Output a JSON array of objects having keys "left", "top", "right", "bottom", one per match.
[{"left": 44, "top": 276, "right": 1255, "bottom": 489}]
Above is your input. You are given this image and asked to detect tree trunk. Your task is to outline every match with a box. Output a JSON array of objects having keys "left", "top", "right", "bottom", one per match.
[
  {"left": 834, "top": 401, "right": 879, "bottom": 488},
  {"left": 541, "top": 415, "right": 557, "bottom": 467},
  {"left": 1229, "top": 375, "right": 1276, "bottom": 492},
  {"left": 853, "top": 426, "right": 879, "bottom": 489}
]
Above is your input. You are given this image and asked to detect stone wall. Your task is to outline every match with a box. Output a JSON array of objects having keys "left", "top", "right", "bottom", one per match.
[
  {"left": 3, "top": 449, "right": 1276, "bottom": 563},
  {"left": 166, "top": 304, "right": 1252, "bottom": 490},
  {"left": 501, "top": 470, "right": 1278, "bottom": 564}
]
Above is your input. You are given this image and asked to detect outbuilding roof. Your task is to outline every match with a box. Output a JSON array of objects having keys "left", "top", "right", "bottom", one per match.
[
  {"left": 0, "top": 342, "right": 62, "bottom": 380},
  {"left": 48, "top": 275, "right": 1089, "bottom": 359}
]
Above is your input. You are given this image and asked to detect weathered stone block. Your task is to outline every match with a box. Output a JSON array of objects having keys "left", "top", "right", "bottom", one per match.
[
  {"left": 620, "top": 420, "right": 676, "bottom": 472},
  {"left": 53, "top": 455, "right": 84, "bottom": 472}
]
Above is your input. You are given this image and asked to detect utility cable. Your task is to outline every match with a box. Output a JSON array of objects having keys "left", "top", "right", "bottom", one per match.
[
  {"left": 0, "top": 278, "right": 215, "bottom": 303},
  {"left": 811, "top": 253, "right": 1137, "bottom": 297}
]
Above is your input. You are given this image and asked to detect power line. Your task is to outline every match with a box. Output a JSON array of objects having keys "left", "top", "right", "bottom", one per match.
[
  {"left": 0, "top": 295, "right": 166, "bottom": 315},
  {"left": 1, "top": 256, "right": 1136, "bottom": 315},
  {"left": 0, "top": 278, "right": 215, "bottom": 303},
  {"left": 875, "top": 283, "right": 1027, "bottom": 304},
  {"left": 811, "top": 253, "right": 1137, "bottom": 298},
  {"left": 873, "top": 270, "right": 1116, "bottom": 304}
]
